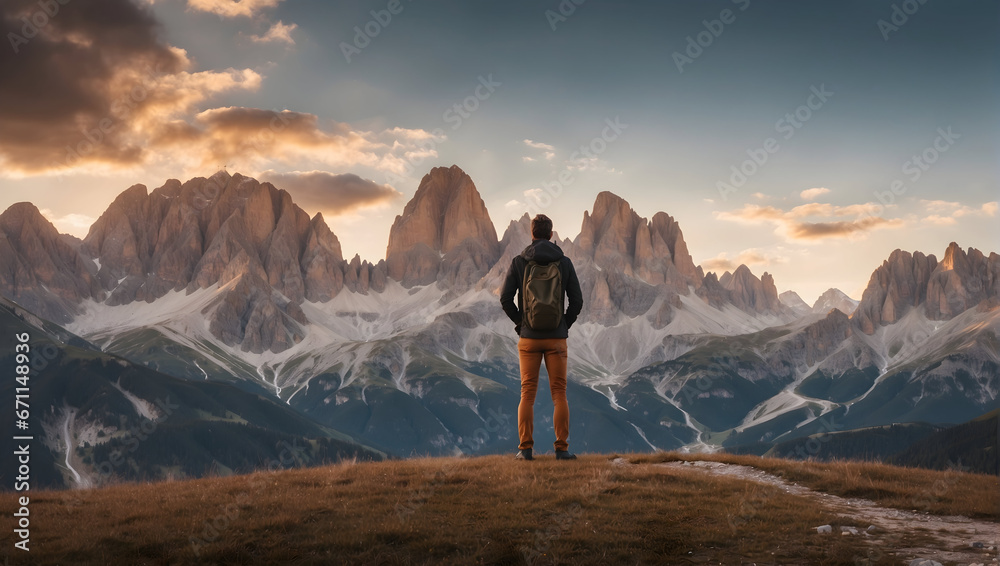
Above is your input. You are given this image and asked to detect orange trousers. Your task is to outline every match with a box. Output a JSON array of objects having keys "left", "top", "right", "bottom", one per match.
[{"left": 517, "top": 337, "right": 569, "bottom": 451}]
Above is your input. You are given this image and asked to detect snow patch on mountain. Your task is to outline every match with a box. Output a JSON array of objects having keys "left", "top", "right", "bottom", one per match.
[{"left": 111, "top": 380, "right": 160, "bottom": 421}]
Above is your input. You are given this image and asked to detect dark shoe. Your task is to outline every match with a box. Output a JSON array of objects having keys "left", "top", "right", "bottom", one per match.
[
  {"left": 555, "top": 450, "right": 577, "bottom": 460},
  {"left": 515, "top": 449, "right": 534, "bottom": 461}
]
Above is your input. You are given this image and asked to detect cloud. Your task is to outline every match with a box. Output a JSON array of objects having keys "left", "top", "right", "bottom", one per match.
[
  {"left": 0, "top": 0, "right": 267, "bottom": 175},
  {"left": 783, "top": 217, "right": 902, "bottom": 240},
  {"left": 0, "top": 1, "right": 442, "bottom": 179},
  {"left": 715, "top": 202, "right": 903, "bottom": 241},
  {"left": 250, "top": 21, "right": 297, "bottom": 45},
  {"left": 258, "top": 170, "right": 401, "bottom": 215},
  {"left": 39, "top": 209, "right": 97, "bottom": 234},
  {"left": 923, "top": 215, "right": 957, "bottom": 226},
  {"left": 140, "top": 105, "right": 441, "bottom": 176},
  {"left": 800, "top": 187, "right": 830, "bottom": 201},
  {"left": 918, "top": 199, "right": 998, "bottom": 224},
  {"left": 566, "top": 155, "right": 620, "bottom": 174},
  {"left": 522, "top": 139, "right": 556, "bottom": 163},
  {"left": 523, "top": 188, "right": 545, "bottom": 202},
  {"left": 751, "top": 192, "right": 767, "bottom": 200},
  {"left": 523, "top": 139, "right": 555, "bottom": 151},
  {"left": 185, "top": 0, "right": 284, "bottom": 18},
  {"left": 700, "top": 248, "right": 788, "bottom": 273},
  {"left": 920, "top": 200, "right": 961, "bottom": 212},
  {"left": 0, "top": 0, "right": 187, "bottom": 172}
]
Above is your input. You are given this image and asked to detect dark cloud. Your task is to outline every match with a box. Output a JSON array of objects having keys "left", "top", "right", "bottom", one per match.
[
  {"left": 0, "top": 0, "right": 184, "bottom": 171},
  {"left": 786, "top": 217, "right": 902, "bottom": 240},
  {"left": 259, "top": 170, "right": 401, "bottom": 214},
  {"left": 0, "top": 1, "right": 428, "bottom": 176}
]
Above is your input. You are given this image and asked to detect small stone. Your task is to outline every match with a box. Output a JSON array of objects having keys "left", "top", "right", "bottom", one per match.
[
  {"left": 840, "top": 526, "right": 859, "bottom": 535},
  {"left": 908, "top": 560, "right": 943, "bottom": 566},
  {"left": 971, "top": 542, "right": 986, "bottom": 548},
  {"left": 816, "top": 525, "right": 832, "bottom": 534}
]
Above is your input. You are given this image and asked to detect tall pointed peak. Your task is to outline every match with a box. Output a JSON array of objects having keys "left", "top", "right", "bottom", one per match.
[
  {"left": 385, "top": 165, "right": 499, "bottom": 287},
  {"left": 939, "top": 241, "right": 964, "bottom": 271},
  {"left": 0, "top": 202, "right": 57, "bottom": 235}
]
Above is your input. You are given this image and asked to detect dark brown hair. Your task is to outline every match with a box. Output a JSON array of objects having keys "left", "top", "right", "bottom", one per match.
[{"left": 531, "top": 214, "right": 553, "bottom": 240}]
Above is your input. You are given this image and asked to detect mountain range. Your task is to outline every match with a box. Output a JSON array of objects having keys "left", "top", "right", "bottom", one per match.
[{"left": 1, "top": 165, "right": 996, "bottom": 487}]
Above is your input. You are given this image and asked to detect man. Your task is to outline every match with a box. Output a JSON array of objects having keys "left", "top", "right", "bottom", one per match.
[{"left": 500, "top": 214, "right": 584, "bottom": 461}]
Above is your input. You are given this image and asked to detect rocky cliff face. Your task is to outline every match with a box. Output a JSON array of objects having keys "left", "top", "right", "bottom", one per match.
[
  {"left": 569, "top": 192, "right": 710, "bottom": 326},
  {"left": 925, "top": 243, "right": 1000, "bottom": 320},
  {"left": 0, "top": 203, "right": 103, "bottom": 322},
  {"left": 574, "top": 191, "right": 701, "bottom": 293},
  {"left": 478, "top": 213, "right": 533, "bottom": 295},
  {"left": 853, "top": 249, "right": 938, "bottom": 334},
  {"left": 77, "top": 171, "right": 368, "bottom": 353},
  {"left": 385, "top": 165, "right": 500, "bottom": 289},
  {"left": 699, "top": 265, "right": 785, "bottom": 316},
  {"left": 791, "top": 308, "right": 853, "bottom": 366},
  {"left": 852, "top": 243, "right": 998, "bottom": 334}
]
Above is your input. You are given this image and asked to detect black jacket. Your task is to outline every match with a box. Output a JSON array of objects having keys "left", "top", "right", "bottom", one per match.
[{"left": 500, "top": 239, "right": 583, "bottom": 339}]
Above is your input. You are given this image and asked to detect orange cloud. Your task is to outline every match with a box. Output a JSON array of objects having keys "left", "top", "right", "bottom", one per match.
[
  {"left": 715, "top": 202, "right": 904, "bottom": 242},
  {"left": 799, "top": 187, "right": 830, "bottom": 201},
  {"left": 186, "top": 0, "right": 284, "bottom": 18},
  {"left": 918, "top": 200, "right": 997, "bottom": 224},
  {"left": 147, "top": 107, "right": 442, "bottom": 175},
  {"left": 250, "top": 21, "right": 297, "bottom": 45}
]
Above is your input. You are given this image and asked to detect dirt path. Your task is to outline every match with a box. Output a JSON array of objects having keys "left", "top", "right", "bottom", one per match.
[{"left": 656, "top": 460, "right": 999, "bottom": 565}]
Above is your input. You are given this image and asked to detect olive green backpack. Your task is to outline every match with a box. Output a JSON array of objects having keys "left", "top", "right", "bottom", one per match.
[{"left": 522, "top": 260, "right": 563, "bottom": 331}]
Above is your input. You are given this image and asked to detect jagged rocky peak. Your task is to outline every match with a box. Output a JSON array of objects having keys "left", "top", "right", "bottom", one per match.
[
  {"left": 779, "top": 290, "right": 812, "bottom": 317},
  {"left": 574, "top": 191, "right": 700, "bottom": 292},
  {"left": 648, "top": 211, "right": 702, "bottom": 283},
  {"left": 82, "top": 171, "right": 326, "bottom": 304},
  {"left": 696, "top": 271, "right": 729, "bottom": 309},
  {"left": 77, "top": 171, "right": 359, "bottom": 352},
  {"left": 721, "top": 265, "right": 783, "bottom": 315},
  {"left": 0, "top": 202, "right": 103, "bottom": 322},
  {"left": 925, "top": 242, "right": 1000, "bottom": 320},
  {"left": 343, "top": 253, "right": 387, "bottom": 295},
  {"left": 853, "top": 249, "right": 938, "bottom": 334},
  {"left": 852, "top": 243, "right": 998, "bottom": 334},
  {"left": 385, "top": 165, "right": 500, "bottom": 288},
  {"left": 300, "top": 212, "right": 347, "bottom": 302},
  {"left": 812, "top": 288, "right": 859, "bottom": 316},
  {"left": 503, "top": 213, "right": 533, "bottom": 249},
  {"left": 477, "top": 214, "right": 533, "bottom": 294}
]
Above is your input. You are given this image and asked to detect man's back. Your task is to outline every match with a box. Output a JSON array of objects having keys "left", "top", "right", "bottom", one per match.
[
  {"left": 500, "top": 239, "right": 583, "bottom": 339},
  {"left": 499, "top": 214, "right": 583, "bottom": 461}
]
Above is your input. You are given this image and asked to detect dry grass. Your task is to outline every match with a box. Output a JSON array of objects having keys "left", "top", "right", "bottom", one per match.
[
  {"left": 630, "top": 452, "right": 1000, "bottom": 520},
  {"left": 0, "top": 452, "right": 994, "bottom": 565}
]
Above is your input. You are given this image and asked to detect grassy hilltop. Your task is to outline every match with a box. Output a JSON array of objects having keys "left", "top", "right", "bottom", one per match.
[{"left": 1, "top": 452, "right": 997, "bottom": 565}]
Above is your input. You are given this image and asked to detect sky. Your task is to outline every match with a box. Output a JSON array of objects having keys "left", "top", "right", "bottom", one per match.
[{"left": 0, "top": 0, "right": 997, "bottom": 304}]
